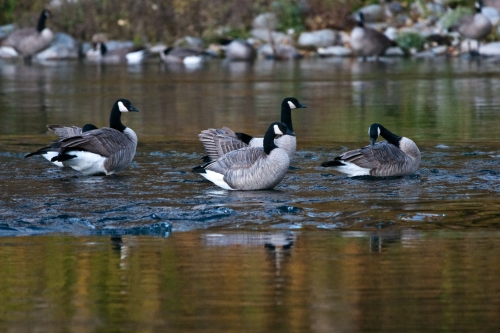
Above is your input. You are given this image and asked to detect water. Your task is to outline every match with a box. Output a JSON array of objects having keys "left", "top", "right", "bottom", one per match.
[{"left": 0, "top": 57, "right": 500, "bottom": 331}]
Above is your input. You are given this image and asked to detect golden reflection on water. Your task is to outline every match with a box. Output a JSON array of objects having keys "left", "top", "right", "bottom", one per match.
[{"left": 0, "top": 231, "right": 499, "bottom": 332}]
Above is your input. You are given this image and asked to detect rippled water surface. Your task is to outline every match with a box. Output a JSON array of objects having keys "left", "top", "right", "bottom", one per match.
[{"left": 0, "top": 57, "right": 499, "bottom": 331}]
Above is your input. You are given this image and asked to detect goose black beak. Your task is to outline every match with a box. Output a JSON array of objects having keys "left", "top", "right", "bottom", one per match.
[
  {"left": 298, "top": 103, "right": 307, "bottom": 108},
  {"left": 370, "top": 138, "right": 376, "bottom": 147},
  {"left": 129, "top": 105, "right": 139, "bottom": 112}
]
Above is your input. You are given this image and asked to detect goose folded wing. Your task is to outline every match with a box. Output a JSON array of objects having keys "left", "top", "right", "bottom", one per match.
[
  {"left": 47, "top": 125, "right": 83, "bottom": 139},
  {"left": 199, "top": 127, "right": 248, "bottom": 160},
  {"left": 339, "top": 141, "right": 407, "bottom": 168},
  {"left": 59, "top": 128, "right": 126, "bottom": 157},
  {"left": 205, "top": 147, "right": 265, "bottom": 174}
]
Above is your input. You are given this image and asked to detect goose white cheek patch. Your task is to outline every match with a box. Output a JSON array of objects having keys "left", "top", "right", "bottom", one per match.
[
  {"left": 274, "top": 125, "right": 284, "bottom": 135},
  {"left": 118, "top": 101, "right": 129, "bottom": 112},
  {"left": 287, "top": 101, "right": 297, "bottom": 109}
]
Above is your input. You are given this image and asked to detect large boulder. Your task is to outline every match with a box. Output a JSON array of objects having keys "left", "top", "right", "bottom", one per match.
[
  {"left": 35, "top": 32, "right": 79, "bottom": 60},
  {"left": 298, "top": 29, "right": 341, "bottom": 48},
  {"left": 479, "top": 42, "right": 500, "bottom": 56},
  {"left": 359, "top": 4, "right": 384, "bottom": 22},
  {"left": 253, "top": 13, "right": 277, "bottom": 30}
]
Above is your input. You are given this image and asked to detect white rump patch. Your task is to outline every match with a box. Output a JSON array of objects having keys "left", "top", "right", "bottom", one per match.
[
  {"left": 287, "top": 101, "right": 297, "bottom": 109},
  {"left": 334, "top": 161, "right": 372, "bottom": 177},
  {"left": 63, "top": 151, "right": 107, "bottom": 175},
  {"left": 201, "top": 170, "right": 234, "bottom": 190},
  {"left": 42, "top": 151, "right": 63, "bottom": 167},
  {"left": 273, "top": 124, "right": 284, "bottom": 135},
  {"left": 118, "top": 101, "right": 129, "bottom": 112}
]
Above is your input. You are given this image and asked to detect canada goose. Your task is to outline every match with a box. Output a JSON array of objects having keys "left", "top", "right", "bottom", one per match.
[
  {"left": 27, "top": 99, "right": 139, "bottom": 175},
  {"left": 199, "top": 97, "right": 306, "bottom": 162},
  {"left": 25, "top": 124, "right": 98, "bottom": 167},
  {"left": 454, "top": 0, "right": 492, "bottom": 55},
  {"left": 193, "top": 122, "right": 294, "bottom": 190},
  {"left": 160, "top": 47, "right": 204, "bottom": 65},
  {"left": 86, "top": 42, "right": 145, "bottom": 64},
  {"left": 321, "top": 123, "right": 421, "bottom": 177},
  {"left": 350, "top": 12, "right": 392, "bottom": 60},
  {"left": 225, "top": 39, "right": 256, "bottom": 61},
  {"left": 2, "top": 9, "right": 53, "bottom": 63}
]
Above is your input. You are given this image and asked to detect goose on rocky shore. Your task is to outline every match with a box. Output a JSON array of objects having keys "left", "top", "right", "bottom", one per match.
[
  {"left": 453, "top": 0, "right": 492, "bottom": 55},
  {"left": 321, "top": 123, "right": 421, "bottom": 177},
  {"left": 350, "top": 12, "right": 393, "bottom": 61}
]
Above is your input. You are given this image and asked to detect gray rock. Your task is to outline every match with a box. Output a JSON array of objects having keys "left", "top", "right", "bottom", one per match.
[
  {"left": 479, "top": 42, "right": 500, "bottom": 56},
  {"left": 251, "top": 29, "right": 293, "bottom": 44},
  {"left": 174, "top": 36, "right": 204, "bottom": 51},
  {"left": 0, "top": 46, "right": 18, "bottom": 58},
  {"left": 298, "top": 29, "right": 341, "bottom": 48},
  {"left": 426, "top": 3, "right": 446, "bottom": 15},
  {"left": 35, "top": 32, "right": 79, "bottom": 60},
  {"left": 385, "top": 47, "right": 405, "bottom": 57},
  {"left": 257, "top": 43, "right": 301, "bottom": 59},
  {"left": 225, "top": 39, "right": 255, "bottom": 61},
  {"left": 317, "top": 46, "right": 352, "bottom": 57},
  {"left": 482, "top": 6, "right": 500, "bottom": 25},
  {"left": 359, "top": 4, "right": 384, "bottom": 22},
  {"left": 0, "top": 24, "right": 15, "bottom": 39},
  {"left": 253, "top": 13, "right": 277, "bottom": 30}
]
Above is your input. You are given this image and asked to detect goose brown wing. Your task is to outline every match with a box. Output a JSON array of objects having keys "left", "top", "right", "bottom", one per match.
[
  {"left": 205, "top": 147, "right": 265, "bottom": 174},
  {"left": 47, "top": 125, "right": 83, "bottom": 139},
  {"left": 59, "top": 128, "right": 127, "bottom": 157},
  {"left": 199, "top": 127, "right": 248, "bottom": 161},
  {"left": 3, "top": 28, "right": 37, "bottom": 46},
  {"left": 339, "top": 141, "right": 407, "bottom": 168}
]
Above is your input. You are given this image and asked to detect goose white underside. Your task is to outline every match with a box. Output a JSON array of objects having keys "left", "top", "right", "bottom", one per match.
[
  {"left": 333, "top": 161, "right": 372, "bottom": 177},
  {"left": 126, "top": 50, "right": 144, "bottom": 64},
  {"left": 200, "top": 170, "right": 234, "bottom": 190},
  {"left": 42, "top": 152, "right": 63, "bottom": 167},
  {"left": 62, "top": 151, "right": 108, "bottom": 175},
  {"left": 183, "top": 56, "right": 203, "bottom": 66}
]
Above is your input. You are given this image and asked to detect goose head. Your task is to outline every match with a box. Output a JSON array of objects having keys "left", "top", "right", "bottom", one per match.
[
  {"left": 264, "top": 122, "right": 295, "bottom": 154},
  {"left": 117, "top": 99, "right": 139, "bottom": 113},
  {"left": 110, "top": 99, "right": 139, "bottom": 132},
  {"left": 368, "top": 123, "right": 381, "bottom": 147},
  {"left": 475, "top": 0, "right": 483, "bottom": 13},
  {"left": 283, "top": 97, "right": 307, "bottom": 110}
]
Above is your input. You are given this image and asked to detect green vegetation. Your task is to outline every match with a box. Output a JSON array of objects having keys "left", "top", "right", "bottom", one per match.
[
  {"left": 395, "top": 31, "right": 426, "bottom": 55},
  {"left": 439, "top": 6, "right": 473, "bottom": 30}
]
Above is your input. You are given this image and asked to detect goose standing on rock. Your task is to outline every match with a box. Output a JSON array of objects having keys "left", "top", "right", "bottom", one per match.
[
  {"left": 454, "top": 0, "right": 492, "bottom": 55},
  {"left": 26, "top": 99, "right": 139, "bottom": 175},
  {"left": 198, "top": 97, "right": 306, "bottom": 162},
  {"left": 321, "top": 123, "right": 421, "bottom": 177},
  {"left": 350, "top": 12, "right": 393, "bottom": 61},
  {"left": 2, "top": 9, "right": 53, "bottom": 63},
  {"left": 26, "top": 123, "right": 98, "bottom": 167},
  {"left": 193, "top": 122, "right": 294, "bottom": 190}
]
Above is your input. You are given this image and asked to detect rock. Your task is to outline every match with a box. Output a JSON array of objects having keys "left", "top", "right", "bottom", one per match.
[
  {"left": 385, "top": 47, "right": 405, "bottom": 57},
  {"left": 35, "top": 32, "right": 79, "bottom": 60},
  {"left": 257, "top": 43, "right": 301, "bottom": 59},
  {"left": 174, "top": 36, "right": 204, "bottom": 51},
  {"left": 426, "top": 3, "right": 446, "bottom": 16},
  {"left": 298, "top": 29, "right": 341, "bottom": 48},
  {"left": 225, "top": 39, "right": 255, "bottom": 61},
  {"left": 148, "top": 44, "right": 168, "bottom": 54},
  {"left": 251, "top": 29, "right": 293, "bottom": 44},
  {"left": 252, "top": 13, "right": 277, "bottom": 30},
  {"left": 485, "top": 0, "right": 500, "bottom": 11},
  {"left": 104, "top": 40, "right": 134, "bottom": 51},
  {"left": 317, "top": 46, "right": 352, "bottom": 57},
  {"left": 384, "top": 27, "right": 398, "bottom": 41},
  {"left": 0, "top": 46, "right": 18, "bottom": 58},
  {"left": 359, "top": 4, "right": 384, "bottom": 22},
  {"left": 431, "top": 45, "right": 448, "bottom": 55},
  {"left": 0, "top": 24, "right": 15, "bottom": 40},
  {"left": 479, "top": 42, "right": 500, "bottom": 56},
  {"left": 482, "top": 6, "right": 500, "bottom": 25}
]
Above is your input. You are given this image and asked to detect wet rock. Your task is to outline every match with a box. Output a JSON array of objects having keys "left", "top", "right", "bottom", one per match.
[
  {"left": 298, "top": 29, "right": 341, "bottom": 48},
  {"left": 252, "top": 13, "right": 277, "bottom": 30},
  {"left": 257, "top": 43, "right": 301, "bottom": 59},
  {"left": 358, "top": 4, "right": 384, "bottom": 22},
  {"left": 35, "top": 32, "right": 79, "bottom": 60},
  {"left": 276, "top": 206, "right": 303, "bottom": 214},
  {"left": 482, "top": 6, "right": 500, "bottom": 25},
  {"left": 479, "top": 42, "right": 500, "bottom": 56},
  {"left": 0, "top": 46, "right": 18, "bottom": 58},
  {"left": 0, "top": 24, "right": 15, "bottom": 39},
  {"left": 317, "top": 46, "right": 352, "bottom": 57}
]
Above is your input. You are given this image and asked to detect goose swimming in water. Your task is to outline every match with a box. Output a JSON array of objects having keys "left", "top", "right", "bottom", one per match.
[
  {"left": 26, "top": 99, "right": 139, "bottom": 175},
  {"left": 198, "top": 97, "right": 306, "bottom": 162},
  {"left": 321, "top": 123, "right": 421, "bottom": 177},
  {"left": 193, "top": 122, "right": 294, "bottom": 190},
  {"left": 2, "top": 9, "right": 53, "bottom": 63}
]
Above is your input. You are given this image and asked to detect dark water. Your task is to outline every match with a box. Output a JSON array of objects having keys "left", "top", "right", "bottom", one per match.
[{"left": 0, "top": 57, "right": 500, "bottom": 331}]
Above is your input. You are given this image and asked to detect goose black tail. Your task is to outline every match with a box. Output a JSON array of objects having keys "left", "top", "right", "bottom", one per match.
[
  {"left": 321, "top": 160, "right": 344, "bottom": 167},
  {"left": 192, "top": 166, "right": 207, "bottom": 174},
  {"left": 235, "top": 132, "right": 254, "bottom": 145}
]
